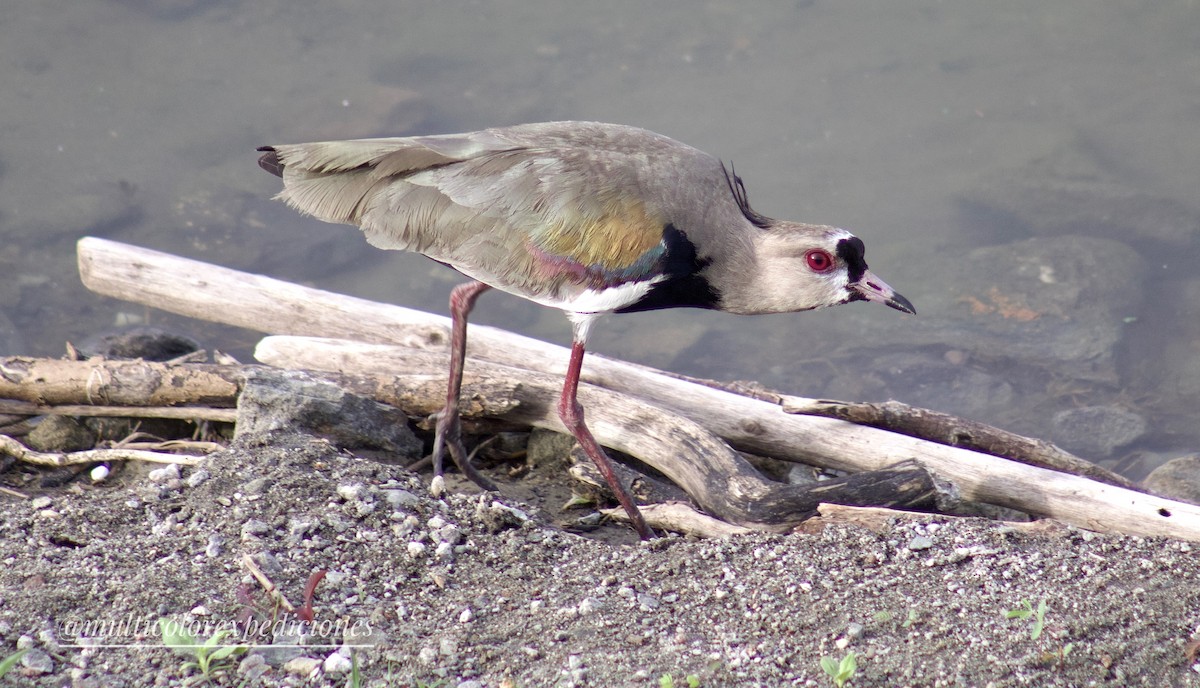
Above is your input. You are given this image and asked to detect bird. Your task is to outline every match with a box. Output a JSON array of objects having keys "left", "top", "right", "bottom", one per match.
[{"left": 257, "top": 121, "right": 915, "bottom": 540}]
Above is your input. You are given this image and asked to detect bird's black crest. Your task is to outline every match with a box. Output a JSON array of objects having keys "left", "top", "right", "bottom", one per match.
[
  {"left": 721, "top": 162, "right": 771, "bottom": 229},
  {"left": 256, "top": 147, "right": 285, "bottom": 178}
]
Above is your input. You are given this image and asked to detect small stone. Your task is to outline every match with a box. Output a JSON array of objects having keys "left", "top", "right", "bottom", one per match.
[
  {"left": 459, "top": 607, "right": 473, "bottom": 623},
  {"left": 90, "top": 465, "right": 110, "bottom": 483},
  {"left": 20, "top": 648, "right": 53, "bottom": 674},
  {"left": 323, "top": 650, "right": 352, "bottom": 675},
  {"left": 439, "top": 637, "right": 458, "bottom": 656},
  {"left": 577, "top": 597, "right": 603, "bottom": 615},
  {"left": 429, "top": 475, "right": 445, "bottom": 498},
  {"left": 636, "top": 594, "right": 660, "bottom": 611},
  {"left": 243, "top": 477, "right": 272, "bottom": 495},
  {"left": 435, "top": 542, "right": 454, "bottom": 560},
  {"left": 337, "top": 483, "right": 367, "bottom": 502},
  {"left": 846, "top": 622, "right": 865, "bottom": 639},
  {"left": 241, "top": 519, "right": 270, "bottom": 540},
  {"left": 382, "top": 488, "right": 421, "bottom": 509},
  {"left": 282, "top": 656, "right": 322, "bottom": 677},
  {"left": 237, "top": 653, "right": 269, "bottom": 681},
  {"left": 427, "top": 515, "right": 447, "bottom": 530},
  {"left": 30, "top": 496, "right": 52, "bottom": 510},
  {"left": 205, "top": 534, "right": 225, "bottom": 557},
  {"left": 418, "top": 647, "right": 438, "bottom": 665},
  {"left": 407, "top": 542, "right": 427, "bottom": 559},
  {"left": 185, "top": 468, "right": 211, "bottom": 488},
  {"left": 908, "top": 536, "right": 934, "bottom": 551},
  {"left": 190, "top": 605, "right": 210, "bottom": 616},
  {"left": 148, "top": 464, "right": 181, "bottom": 484}
]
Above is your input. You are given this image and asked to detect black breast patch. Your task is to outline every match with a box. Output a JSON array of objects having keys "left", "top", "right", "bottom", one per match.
[{"left": 616, "top": 224, "right": 721, "bottom": 313}]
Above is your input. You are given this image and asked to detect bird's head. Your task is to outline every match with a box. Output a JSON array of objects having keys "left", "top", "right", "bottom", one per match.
[{"left": 723, "top": 223, "right": 915, "bottom": 316}]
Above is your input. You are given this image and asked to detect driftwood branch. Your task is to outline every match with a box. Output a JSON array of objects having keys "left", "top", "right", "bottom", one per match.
[
  {"left": 781, "top": 396, "right": 1133, "bottom": 490},
  {"left": 0, "top": 435, "right": 203, "bottom": 467},
  {"left": 0, "top": 399, "right": 236, "bottom": 423},
  {"left": 73, "top": 237, "right": 1200, "bottom": 541},
  {"left": 256, "top": 337, "right": 941, "bottom": 529},
  {"left": 0, "top": 352, "right": 938, "bottom": 529}
]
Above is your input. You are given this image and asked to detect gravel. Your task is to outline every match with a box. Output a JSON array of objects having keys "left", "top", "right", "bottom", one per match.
[{"left": 2, "top": 431, "right": 1199, "bottom": 686}]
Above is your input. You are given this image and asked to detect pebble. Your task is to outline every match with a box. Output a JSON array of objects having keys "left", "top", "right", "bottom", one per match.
[
  {"left": 382, "top": 488, "right": 421, "bottom": 509},
  {"left": 147, "top": 464, "right": 181, "bottom": 484},
  {"left": 323, "top": 649, "right": 352, "bottom": 675},
  {"left": 205, "top": 534, "right": 225, "bottom": 558},
  {"left": 90, "top": 465, "right": 110, "bottom": 483},
  {"left": 20, "top": 648, "right": 53, "bottom": 674},
  {"left": 459, "top": 607, "right": 473, "bottom": 623},
  {"left": 577, "top": 597, "right": 603, "bottom": 615},
  {"left": 240, "top": 519, "right": 270, "bottom": 540},
  {"left": 636, "top": 594, "right": 660, "bottom": 611},
  {"left": 418, "top": 647, "right": 438, "bottom": 665},
  {"left": 846, "top": 622, "right": 865, "bottom": 640},
  {"left": 30, "top": 496, "right": 52, "bottom": 510},
  {"left": 237, "top": 653, "right": 269, "bottom": 681},
  {"left": 908, "top": 536, "right": 935, "bottom": 551},
  {"left": 185, "top": 468, "right": 211, "bottom": 488},
  {"left": 439, "top": 637, "right": 459, "bottom": 655},
  {"left": 282, "top": 656, "right": 322, "bottom": 677},
  {"left": 242, "top": 477, "right": 272, "bottom": 495},
  {"left": 406, "top": 542, "right": 427, "bottom": 559}
]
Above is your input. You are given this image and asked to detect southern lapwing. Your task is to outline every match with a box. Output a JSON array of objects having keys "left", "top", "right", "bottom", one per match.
[{"left": 258, "top": 121, "right": 915, "bottom": 539}]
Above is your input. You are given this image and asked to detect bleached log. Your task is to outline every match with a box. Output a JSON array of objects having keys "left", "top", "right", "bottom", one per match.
[
  {"left": 76, "top": 237, "right": 1200, "bottom": 541},
  {"left": 257, "top": 337, "right": 943, "bottom": 528}
]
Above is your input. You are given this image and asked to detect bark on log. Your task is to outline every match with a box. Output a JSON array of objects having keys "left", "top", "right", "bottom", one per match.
[
  {"left": 781, "top": 397, "right": 1134, "bottom": 490},
  {"left": 0, "top": 353, "right": 941, "bottom": 530},
  {"left": 257, "top": 336, "right": 1200, "bottom": 541},
  {"left": 0, "top": 356, "right": 240, "bottom": 408},
  {"left": 75, "top": 237, "right": 1200, "bottom": 542},
  {"left": 256, "top": 338, "right": 943, "bottom": 529}
]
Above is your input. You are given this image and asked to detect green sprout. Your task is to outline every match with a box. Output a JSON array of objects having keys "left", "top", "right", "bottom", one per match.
[
  {"left": 659, "top": 674, "right": 701, "bottom": 688},
  {"left": 158, "top": 618, "right": 247, "bottom": 685},
  {"left": 820, "top": 651, "right": 857, "bottom": 687},
  {"left": 1003, "top": 599, "right": 1047, "bottom": 640},
  {"left": 0, "top": 649, "right": 28, "bottom": 678}
]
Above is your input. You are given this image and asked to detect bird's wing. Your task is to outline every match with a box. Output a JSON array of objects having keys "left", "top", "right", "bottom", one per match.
[{"left": 266, "top": 127, "right": 678, "bottom": 304}]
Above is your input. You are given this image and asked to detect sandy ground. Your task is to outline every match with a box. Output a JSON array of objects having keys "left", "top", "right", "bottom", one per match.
[{"left": 4, "top": 431, "right": 1200, "bottom": 687}]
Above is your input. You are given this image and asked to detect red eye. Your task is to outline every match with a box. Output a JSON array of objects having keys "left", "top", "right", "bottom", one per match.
[{"left": 805, "top": 249, "right": 834, "bottom": 273}]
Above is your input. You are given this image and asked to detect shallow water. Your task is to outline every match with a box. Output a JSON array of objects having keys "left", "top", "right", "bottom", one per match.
[{"left": 2, "top": 1, "right": 1197, "bottom": 472}]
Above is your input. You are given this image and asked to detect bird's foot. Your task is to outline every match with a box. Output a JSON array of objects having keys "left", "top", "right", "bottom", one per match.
[{"left": 430, "top": 409, "right": 499, "bottom": 493}]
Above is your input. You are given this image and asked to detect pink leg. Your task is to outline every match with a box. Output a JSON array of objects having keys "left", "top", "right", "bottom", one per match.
[
  {"left": 431, "top": 280, "right": 497, "bottom": 491},
  {"left": 558, "top": 340, "right": 654, "bottom": 540}
]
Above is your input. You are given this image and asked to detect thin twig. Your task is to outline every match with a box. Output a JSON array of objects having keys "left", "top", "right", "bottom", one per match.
[
  {"left": 0, "top": 399, "right": 236, "bottom": 422},
  {"left": 0, "top": 435, "right": 203, "bottom": 467},
  {"left": 240, "top": 554, "right": 297, "bottom": 614}
]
